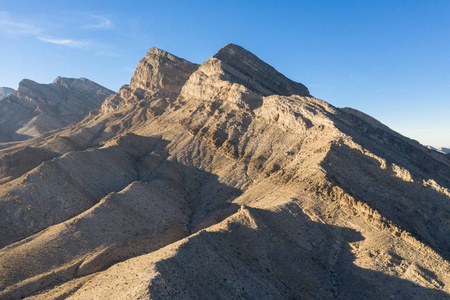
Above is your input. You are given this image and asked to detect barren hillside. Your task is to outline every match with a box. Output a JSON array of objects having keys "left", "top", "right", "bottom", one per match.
[{"left": 0, "top": 44, "right": 449, "bottom": 299}]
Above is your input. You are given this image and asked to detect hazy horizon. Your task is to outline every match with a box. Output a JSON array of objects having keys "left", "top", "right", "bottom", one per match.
[{"left": 1, "top": 1, "right": 449, "bottom": 148}]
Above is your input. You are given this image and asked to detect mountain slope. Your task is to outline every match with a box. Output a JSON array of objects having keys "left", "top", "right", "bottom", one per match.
[
  {"left": 0, "top": 77, "right": 113, "bottom": 142},
  {"left": 0, "top": 87, "right": 14, "bottom": 100},
  {"left": 0, "top": 44, "right": 449, "bottom": 299}
]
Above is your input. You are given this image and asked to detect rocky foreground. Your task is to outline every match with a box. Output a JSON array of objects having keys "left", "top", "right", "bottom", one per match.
[{"left": 0, "top": 44, "right": 449, "bottom": 299}]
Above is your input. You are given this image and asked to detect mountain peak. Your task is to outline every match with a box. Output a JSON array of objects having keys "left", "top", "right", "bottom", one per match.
[
  {"left": 147, "top": 47, "right": 172, "bottom": 57},
  {"left": 53, "top": 76, "right": 65, "bottom": 83},
  {"left": 214, "top": 43, "right": 247, "bottom": 55},
  {"left": 214, "top": 43, "right": 268, "bottom": 60},
  {"left": 52, "top": 76, "right": 77, "bottom": 87},
  {"left": 128, "top": 47, "right": 199, "bottom": 99},
  {"left": 17, "top": 78, "right": 39, "bottom": 91},
  {"left": 211, "top": 43, "right": 310, "bottom": 97}
]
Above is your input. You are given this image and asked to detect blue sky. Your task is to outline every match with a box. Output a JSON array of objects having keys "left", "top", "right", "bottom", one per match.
[{"left": 0, "top": 1, "right": 449, "bottom": 148}]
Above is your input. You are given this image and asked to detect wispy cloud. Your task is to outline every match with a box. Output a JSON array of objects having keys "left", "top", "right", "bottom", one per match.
[
  {"left": 37, "top": 36, "right": 90, "bottom": 49},
  {"left": 0, "top": 11, "right": 42, "bottom": 37},
  {"left": 83, "top": 14, "right": 113, "bottom": 30},
  {"left": 0, "top": 11, "right": 117, "bottom": 53}
]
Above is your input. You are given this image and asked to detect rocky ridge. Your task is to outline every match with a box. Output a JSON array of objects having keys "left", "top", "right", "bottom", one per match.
[
  {"left": 0, "top": 77, "right": 113, "bottom": 142},
  {"left": 0, "top": 44, "right": 449, "bottom": 299}
]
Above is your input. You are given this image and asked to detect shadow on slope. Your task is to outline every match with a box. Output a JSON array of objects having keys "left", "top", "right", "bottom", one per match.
[
  {"left": 0, "top": 146, "right": 57, "bottom": 184},
  {"left": 148, "top": 204, "right": 448, "bottom": 299},
  {"left": 0, "top": 121, "right": 111, "bottom": 185},
  {"left": 0, "top": 135, "right": 242, "bottom": 299},
  {"left": 322, "top": 143, "right": 450, "bottom": 261},
  {"left": 335, "top": 109, "right": 450, "bottom": 190}
]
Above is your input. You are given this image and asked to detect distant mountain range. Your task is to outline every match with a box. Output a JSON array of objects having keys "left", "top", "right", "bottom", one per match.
[
  {"left": 427, "top": 145, "right": 450, "bottom": 155},
  {"left": 0, "top": 77, "right": 113, "bottom": 142},
  {"left": 0, "top": 44, "right": 449, "bottom": 299},
  {"left": 0, "top": 87, "right": 15, "bottom": 99}
]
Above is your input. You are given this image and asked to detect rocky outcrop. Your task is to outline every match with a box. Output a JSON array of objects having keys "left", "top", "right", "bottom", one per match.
[
  {"left": 0, "top": 87, "right": 14, "bottom": 100},
  {"left": 0, "top": 44, "right": 449, "bottom": 299},
  {"left": 0, "top": 77, "right": 113, "bottom": 142},
  {"left": 101, "top": 48, "right": 199, "bottom": 114},
  {"left": 213, "top": 44, "right": 310, "bottom": 97},
  {"left": 130, "top": 47, "right": 199, "bottom": 98}
]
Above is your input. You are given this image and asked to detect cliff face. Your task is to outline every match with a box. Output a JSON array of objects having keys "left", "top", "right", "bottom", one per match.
[
  {"left": 101, "top": 48, "right": 199, "bottom": 114},
  {"left": 0, "top": 44, "right": 449, "bottom": 299},
  {"left": 212, "top": 44, "right": 310, "bottom": 97},
  {"left": 0, "top": 77, "right": 113, "bottom": 142}
]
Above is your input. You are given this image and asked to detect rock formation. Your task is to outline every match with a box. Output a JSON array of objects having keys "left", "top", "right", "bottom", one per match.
[
  {"left": 0, "top": 44, "right": 449, "bottom": 299},
  {"left": 0, "top": 87, "right": 14, "bottom": 100},
  {"left": 0, "top": 77, "right": 113, "bottom": 142}
]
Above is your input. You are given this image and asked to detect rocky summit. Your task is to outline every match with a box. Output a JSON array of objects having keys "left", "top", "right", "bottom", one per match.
[{"left": 0, "top": 44, "right": 449, "bottom": 299}]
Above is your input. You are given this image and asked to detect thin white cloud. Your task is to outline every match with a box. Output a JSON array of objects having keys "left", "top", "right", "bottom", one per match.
[
  {"left": 37, "top": 36, "right": 90, "bottom": 49},
  {"left": 83, "top": 14, "right": 113, "bottom": 29},
  {"left": 0, "top": 10, "right": 117, "bottom": 53},
  {"left": 0, "top": 11, "right": 42, "bottom": 37}
]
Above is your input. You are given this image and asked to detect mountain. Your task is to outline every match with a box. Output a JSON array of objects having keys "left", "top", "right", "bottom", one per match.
[
  {"left": 427, "top": 146, "right": 450, "bottom": 156},
  {"left": 0, "top": 77, "right": 113, "bottom": 142},
  {"left": 438, "top": 147, "right": 450, "bottom": 155},
  {"left": 0, "top": 44, "right": 449, "bottom": 299},
  {"left": 0, "top": 87, "right": 14, "bottom": 100}
]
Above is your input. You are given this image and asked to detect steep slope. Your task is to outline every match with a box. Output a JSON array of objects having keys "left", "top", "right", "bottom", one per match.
[
  {"left": 0, "top": 77, "right": 113, "bottom": 142},
  {"left": 0, "top": 44, "right": 449, "bottom": 299},
  {"left": 0, "top": 87, "right": 14, "bottom": 100}
]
